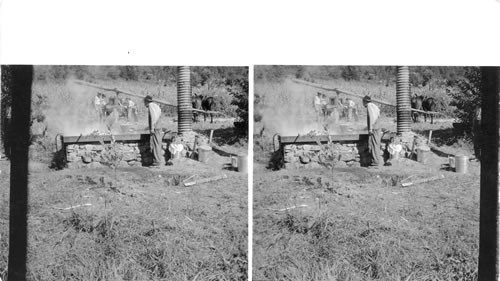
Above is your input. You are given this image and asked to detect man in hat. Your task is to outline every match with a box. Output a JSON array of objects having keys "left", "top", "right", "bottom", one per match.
[
  {"left": 144, "top": 95, "right": 163, "bottom": 166},
  {"left": 363, "top": 95, "right": 383, "bottom": 167}
]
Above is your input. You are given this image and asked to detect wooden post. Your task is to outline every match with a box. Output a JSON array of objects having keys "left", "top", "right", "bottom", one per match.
[
  {"left": 478, "top": 67, "right": 500, "bottom": 281},
  {"left": 6, "top": 65, "right": 33, "bottom": 281}
]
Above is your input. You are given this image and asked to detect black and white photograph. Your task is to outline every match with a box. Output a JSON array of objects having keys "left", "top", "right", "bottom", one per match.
[
  {"left": 253, "top": 65, "right": 496, "bottom": 280},
  {"left": 0, "top": 65, "right": 248, "bottom": 280},
  {"left": 2, "top": 1, "right": 500, "bottom": 281}
]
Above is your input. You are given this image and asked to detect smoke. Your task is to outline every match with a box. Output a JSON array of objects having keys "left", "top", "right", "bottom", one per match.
[
  {"left": 43, "top": 78, "right": 107, "bottom": 136},
  {"left": 257, "top": 80, "right": 366, "bottom": 136}
]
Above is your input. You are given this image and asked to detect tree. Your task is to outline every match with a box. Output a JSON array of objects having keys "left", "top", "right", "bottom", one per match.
[
  {"left": 226, "top": 77, "right": 249, "bottom": 131},
  {"left": 341, "top": 66, "right": 360, "bottom": 81},
  {"left": 448, "top": 67, "right": 481, "bottom": 133}
]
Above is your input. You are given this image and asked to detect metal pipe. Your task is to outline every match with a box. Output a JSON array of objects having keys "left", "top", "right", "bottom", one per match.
[
  {"left": 396, "top": 66, "right": 411, "bottom": 135},
  {"left": 177, "top": 66, "right": 192, "bottom": 134}
]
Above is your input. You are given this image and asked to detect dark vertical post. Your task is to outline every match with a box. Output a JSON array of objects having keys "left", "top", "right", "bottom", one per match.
[
  {"left": 6, "top": 65, "right": 33, "bottom": 281},
  {"left": 478, "top": 66, "right": 500, "bottom": 281}
]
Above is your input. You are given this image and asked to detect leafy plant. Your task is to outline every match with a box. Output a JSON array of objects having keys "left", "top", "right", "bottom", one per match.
[
  {"left": 448, "top": 67, "right": 481, "bottom": 134},
  {"left": 99, "top": 135, "right": 124, "bottom": 188},
  {"left": 226, "top": 78, "right": 249, "bottom": 131}
]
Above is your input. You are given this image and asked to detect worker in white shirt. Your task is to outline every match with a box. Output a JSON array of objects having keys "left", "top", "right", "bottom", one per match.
[
  {"left": 363, "top": 95, "right": 383, "bottom": 167},
  {"left": 346, "top": 97, "right": 357, "bottom": 121},
  {"left": 144, "top": 95, "right": 163, "bottom": 167},
  {"left": 94, "top": 92, "right": 105, "bottom": 121},
  {"left": 125, "top": 97, "right": 138, "bottom": 122},
  {"left": 313, "top": 92, "right": 323, "bottom": 126}
]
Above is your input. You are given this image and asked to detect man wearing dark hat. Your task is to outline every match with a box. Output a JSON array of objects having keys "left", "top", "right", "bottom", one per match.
[
  {"left": 144, "top": 95, "right": 163, "bottom": 166},
  {"left": 363, "top": 95, "right": 383, "bottom": 167}
]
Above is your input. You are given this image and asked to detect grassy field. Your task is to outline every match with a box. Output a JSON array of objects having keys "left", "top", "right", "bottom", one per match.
[
  {"left": 253, "top": 78, "right": 478, "bottom": 280},
  {"left": 1, "top": 157, "right": 247, "bottom": 281},
  {"left": 253, "top": 163, "right": 479, "bottom": 281}
]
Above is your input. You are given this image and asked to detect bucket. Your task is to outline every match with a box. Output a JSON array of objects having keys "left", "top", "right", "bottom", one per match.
[
  {"left": 198, "top": 145, "right": 212, "bottom": 164},
  {"left": 231, "top": 155, "right": 238, "bottom": 168},
  {"left": 416, "top": 147, "right": 430, "bottom": 164},
  {"left": 448, "top": 156, "right": 455, "bottom": 168},
  {"left": 172, "top": 151, "right": 181, "bottom": 160},
  {"left": 391, "top": 151, "right": 400, "bottom": 161},
  {"left": 455, "top": 155, "right": 468, "bottom": 173},
  {"left": 237, "top": 155, "right": 248, "bottom": 173}
]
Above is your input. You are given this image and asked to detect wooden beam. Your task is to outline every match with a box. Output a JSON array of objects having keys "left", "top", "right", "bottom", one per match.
[
  {"left": 74, "top": 80, "right": 225, "bottom": 116},
  {"left": 292, "top": 78, "right": 444, "bottom": 115},
  {"left": 279, "top": 133, "right": 391, "bottom": 145},
  {"left": 73, "top": 80, "right": 177, "bottom": 107},
  {"left": 62, "top": 132, "right": 175, "bottom": 144},
  {"left": 292, "top": 78, "right": 396, "bottom": 107}
]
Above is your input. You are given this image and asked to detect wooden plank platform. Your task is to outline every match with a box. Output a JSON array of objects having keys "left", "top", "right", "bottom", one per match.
[
  {"left": 279, "top": 133, "right": 391, "bottom": 145},
  {"left": 63, "top": 132, "right": 175, "bottom": 144}
]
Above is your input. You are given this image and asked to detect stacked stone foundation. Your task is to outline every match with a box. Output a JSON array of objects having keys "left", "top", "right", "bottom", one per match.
[
  {"left": 62, "top": 131, "right": 211, "bottom": 169},
  {"left": 65, "top": 141, "right": 171, "bottom": 169},
  {"left": 282, "top": 141, "right": 389, "bottom": 169}
]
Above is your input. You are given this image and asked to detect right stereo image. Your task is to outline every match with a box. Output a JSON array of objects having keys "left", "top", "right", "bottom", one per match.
[{"left": 253, "top": 65, "right": 494, "bottom": 281}]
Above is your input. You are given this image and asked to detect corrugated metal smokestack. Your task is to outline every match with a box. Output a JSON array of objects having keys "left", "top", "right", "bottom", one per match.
[
  {"left": 396, "top": 66, "right": 411, "bottom": 135},
  {"left": 177, "top": 66, "right": 192, "bottom": 134}
]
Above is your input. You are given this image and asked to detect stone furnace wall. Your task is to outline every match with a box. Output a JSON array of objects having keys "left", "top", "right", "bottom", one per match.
[{"left": 283, "top": 141, "right": 388, "bottom": 169}]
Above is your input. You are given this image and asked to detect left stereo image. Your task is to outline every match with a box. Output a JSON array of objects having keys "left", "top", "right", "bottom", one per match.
[{"left": 0, "top": 65, "right": 249, "bottom": 281}]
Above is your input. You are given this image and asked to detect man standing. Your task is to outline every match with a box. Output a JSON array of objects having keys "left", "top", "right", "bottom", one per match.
[
  {"left": 363, "top": 95, "right": 383, "bottom": 167},
  {"left": 313, "top": 92, "right": 323, "bottom": 126},
  {"left": 126, "top": 97, "right": 138, "bottom": 122},
  {"left": 346, "top": 98, "right": 356, "bottom": 121},
  {"left": 144, "top": 95, "right": 163, "bottom": 167},
  {"left": 320, "top": 93, "right": 328, "bottom": 116},
  {"left": 94, "top": 92, "right": 105, "bottom": 121},
  {"left": 313, "top": 92, "right": 322, "bottom": 115}
]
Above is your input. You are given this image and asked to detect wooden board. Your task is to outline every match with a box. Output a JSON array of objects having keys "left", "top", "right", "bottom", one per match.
[
  {"left": 279, "top": 133, "right": 391, "bottom": 145},
  {"left": 63, "top": 133, "right": 175, "bottom": 144}
]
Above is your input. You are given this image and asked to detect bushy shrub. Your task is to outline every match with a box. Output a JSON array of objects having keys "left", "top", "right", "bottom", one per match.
[
  {"left": 226, "top": 78, "right": 249, "bottom": 130},
  {"left": 448, "top": 67, "right": 481, "bottom": 133}
]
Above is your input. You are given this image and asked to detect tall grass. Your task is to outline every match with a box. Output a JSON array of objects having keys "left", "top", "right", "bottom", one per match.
[
  {"left": 254, "top": 170, "right": 479, "bottom": 281},
  {"left": 0, "top": 166, "right": 247, "bottom": 281}
]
